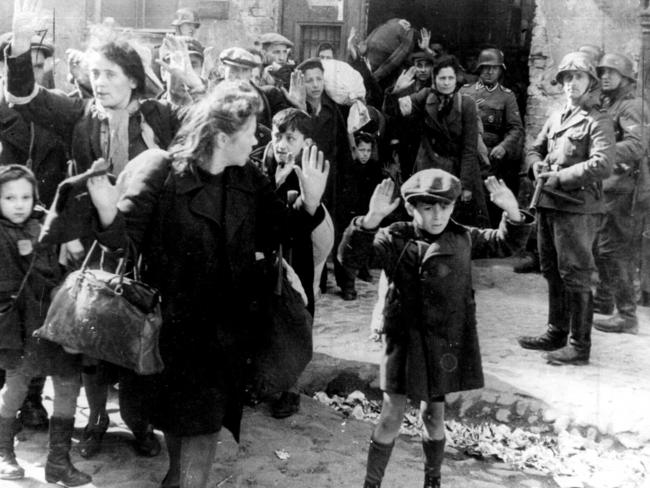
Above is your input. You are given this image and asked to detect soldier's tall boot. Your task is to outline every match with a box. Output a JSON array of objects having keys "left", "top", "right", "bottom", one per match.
[
  {"left": 44, "top": 417, "right": 92, "bottom": 486},
  {"left": 518, "top": 279, "right": 569, "bottom": 351},
  {"left": 595, "top": 259, "right": 638, "bottom": 334},
  {"left": 594, "top": 256, "right": 615, "bottom": 315},
  {"left": 546, "top": 291, "right": 592, "bottom": 365}
]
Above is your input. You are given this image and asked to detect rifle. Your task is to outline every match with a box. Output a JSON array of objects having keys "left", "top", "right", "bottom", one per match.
[{"left": 529, "top": 173, "right": 585, "bottom": 212}]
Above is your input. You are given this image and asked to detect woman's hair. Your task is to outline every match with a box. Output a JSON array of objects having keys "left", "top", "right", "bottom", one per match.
[
  {"left": 0, "top": 164, "right": 38, "bottom": 205},
  {"left": 169, "top": 81, "right": 261, "bottom": 168},
  {"left": 86, "top": 39, "right": 147, "bottom": 97},
  {"left": 432, "top": 55, "right": 461, "bottom": 78}
]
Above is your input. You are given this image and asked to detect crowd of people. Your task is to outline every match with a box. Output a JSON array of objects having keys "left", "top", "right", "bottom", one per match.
[{"left": 0, "top": 2, "right": 648, "bottom": 488}]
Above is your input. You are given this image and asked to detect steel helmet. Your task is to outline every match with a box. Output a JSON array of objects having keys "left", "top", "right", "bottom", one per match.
[
  {"left": 597, "top": 53, "right": 636, "bottom": 82},
  {"left": 171, "top": 8, "right": 200, "bottom": 28},
  {"left": 476, "top": 48, "right": 506, "bottom": 72},
  {"left": 555, "top": 52, "right": 598, "bottom": 84}
]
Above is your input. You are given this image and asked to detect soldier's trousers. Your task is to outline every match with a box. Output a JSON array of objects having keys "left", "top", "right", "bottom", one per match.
[
  {"left": 594, "top": 193, "right": 643, "bottom": 316},
  {"left": 538, "top": 209, "right": 599, "bottom": 292}
]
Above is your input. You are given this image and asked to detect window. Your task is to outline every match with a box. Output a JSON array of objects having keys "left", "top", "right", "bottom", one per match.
[{"left": 299, "top": 23, "right": 342, "bottom": 60}]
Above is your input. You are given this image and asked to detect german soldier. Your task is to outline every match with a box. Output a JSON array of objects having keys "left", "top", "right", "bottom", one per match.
[
  {"left": 592, "top": 53, "right": 648, "bottom": 334},
  {"left": 460, "top": 47, "right": 524, "bottom": 226},
  {"left": 517, "top": 52, "right": 615, "bottom": 365}
]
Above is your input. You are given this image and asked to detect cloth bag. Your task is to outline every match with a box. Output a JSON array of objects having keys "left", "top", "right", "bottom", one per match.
[
  {"left": 251, "top": 248, "right": 313, "bottom": 396},
  {"left": 34, "top": 241, "right": 164, "bottom": 375}
]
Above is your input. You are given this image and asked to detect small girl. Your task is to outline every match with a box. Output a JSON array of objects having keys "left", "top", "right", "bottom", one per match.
[{"left": 0, "top": 165, "right": 90, "bottom": 485}]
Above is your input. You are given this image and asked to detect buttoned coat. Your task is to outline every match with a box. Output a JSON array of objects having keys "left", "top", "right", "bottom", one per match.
[
  {"left": 338, "top": 214, "right": 533, "bottom": 400},
  {"left": 527, "top": 104, "right": 615, "bottom": 214},
  {"left": 97, "top": 149, "right": 324, "bottom": 439}
]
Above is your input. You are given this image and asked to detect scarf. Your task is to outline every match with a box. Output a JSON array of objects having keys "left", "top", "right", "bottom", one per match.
[{"left": 96, "top": 99, "right": 158, "bottom": 176}]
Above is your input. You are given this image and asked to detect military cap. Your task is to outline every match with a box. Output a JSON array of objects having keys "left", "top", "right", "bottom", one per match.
[
  {"left": 259, "top": 33, "right": 294, "bottom": 48},
  {"left": 597, "top": 53, "right": 635, "bottom": 82},
  {"left": 401, "top": 169, "right": 461, "bottom": 205},
  {"left": 219, "top": 47, "right": 260, "bottom": 68},
  {"left": 171, "top": 8, "right": 200, "bottom": 27},
  {"left": 556, "top": 51, "right": 598, "bottom": 84}
]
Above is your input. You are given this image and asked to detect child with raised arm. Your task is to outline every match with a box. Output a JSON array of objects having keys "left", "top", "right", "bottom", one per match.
[{"left": 338, "top": 169, "right": 533, "bottom": 488}]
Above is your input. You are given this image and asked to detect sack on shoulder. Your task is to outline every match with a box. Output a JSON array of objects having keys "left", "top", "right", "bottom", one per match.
[{"left": 34, "top": 242, "right": 164, "bottom": 375}]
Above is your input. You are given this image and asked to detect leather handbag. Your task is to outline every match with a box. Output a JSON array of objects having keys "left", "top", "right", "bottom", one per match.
[{"left": 34, "top": 241, "right": 164, "bottom": 375}]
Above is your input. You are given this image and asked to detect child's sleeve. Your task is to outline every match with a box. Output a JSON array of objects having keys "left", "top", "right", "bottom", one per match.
[
  {"left": 337, "top": 217, "right": 394, "bottom": 273},
  {"left": 467, "top": 211, "right": 535, "bottom": 260}
]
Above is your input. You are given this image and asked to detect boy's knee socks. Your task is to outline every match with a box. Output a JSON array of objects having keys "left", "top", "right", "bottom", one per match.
[
  {"left": 422, "top": 437, "right": 445, "bottom": 477},
  {"left": 364, "top": 437, "right": 394, "bottom": 486}
]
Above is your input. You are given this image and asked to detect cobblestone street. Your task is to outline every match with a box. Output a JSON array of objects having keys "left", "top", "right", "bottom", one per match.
[{"left": 10, "top": 257, "right": 650, "bottom": 487}]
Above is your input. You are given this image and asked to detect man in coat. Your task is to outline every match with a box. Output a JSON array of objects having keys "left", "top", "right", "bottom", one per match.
[
  {"left": 460, "top": 47, "right": 524, "bottom": 225},
  {"left": 592, "top": 53, "right": 649, "bottom": 334},
  {"left": 518, "top": 52, "right": 614, "bottom": 365}
]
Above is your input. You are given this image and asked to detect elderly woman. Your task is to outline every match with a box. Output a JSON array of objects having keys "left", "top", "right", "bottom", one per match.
[
  {"left": 86, "top": 82, "right": 329, "bottom": 488},
  {"left": 5, "top": 1, "right": 197, "bottom": 460}
]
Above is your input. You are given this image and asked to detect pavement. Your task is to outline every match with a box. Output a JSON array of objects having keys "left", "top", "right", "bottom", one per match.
[{"left": 8, "top": 256, "right": 650, "bottom": 487}]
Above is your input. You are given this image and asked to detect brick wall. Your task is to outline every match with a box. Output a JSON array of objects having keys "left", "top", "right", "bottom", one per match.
[{"left": 525, "top": 0, "right": 641, "bottom": 144}]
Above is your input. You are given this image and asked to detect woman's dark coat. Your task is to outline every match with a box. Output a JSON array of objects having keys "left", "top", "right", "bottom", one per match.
[
  {"left": 97, "top": 149, "right": 324, "bottom": 439},
  {"left": 6, "top": 50, "right": 180, "bottom": 175},
  {"left": 338, "top": 214, "right": 533, "bottom": 400}
]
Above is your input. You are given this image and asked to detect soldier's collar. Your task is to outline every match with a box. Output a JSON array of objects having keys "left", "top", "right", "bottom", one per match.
[{"left": 478, "top": 79, "right": 499, "bottom": 92}]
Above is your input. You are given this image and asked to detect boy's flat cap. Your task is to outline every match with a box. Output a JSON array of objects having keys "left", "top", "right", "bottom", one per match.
[
  {"left": 259, "top": 33, "right": 294, "bottom": 48},
  {"left": 401, "top": 169, "right": 461, "bottom": 204},
  {"left": 219, "top": 47, "right": 259, "bottom": 68}
]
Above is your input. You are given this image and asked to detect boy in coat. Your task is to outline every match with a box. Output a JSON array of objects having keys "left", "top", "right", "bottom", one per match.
[{"left": 338, "top": 169, "right": 533, "bottom": 488}]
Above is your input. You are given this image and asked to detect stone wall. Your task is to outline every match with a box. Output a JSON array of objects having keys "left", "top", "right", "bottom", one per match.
[{"left": 526, "top": 0, "right": 641, "bottom": 143}]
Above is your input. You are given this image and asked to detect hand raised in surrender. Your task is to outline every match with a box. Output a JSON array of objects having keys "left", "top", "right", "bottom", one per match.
[
  {"left": 362, "top": 178, "right": 401, "bottom": 229},
  {"left": 282, "top": 70, "right": 307, "bottom": 111},
  {"left": 12, "top": 0, "right": 50, "bottom": 56},
  {"left": 484, "top": 176, "right": 522, "bottom": 222},
  {"left": 294, "top": 144, "right": 330, "bottom": 215}
]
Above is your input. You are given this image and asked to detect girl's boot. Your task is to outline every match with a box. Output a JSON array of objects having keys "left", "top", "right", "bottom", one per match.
[
  {"left": 0, "top": 416, "right": 23, "bottom": 479},
  {"left": 45, "top": 417, "right": 92, "bottom": 486}
]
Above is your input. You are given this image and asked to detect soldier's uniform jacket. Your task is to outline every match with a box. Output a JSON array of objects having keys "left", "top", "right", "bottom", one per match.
[
  {"left": 527, "top": 103, "right": 615, "bottom": 214},
  {"left": 460, "top": 80, "right": 524, "bottom": 156},
  {"left": 600, "top": 84, "right": 648, "bottom": 195}
]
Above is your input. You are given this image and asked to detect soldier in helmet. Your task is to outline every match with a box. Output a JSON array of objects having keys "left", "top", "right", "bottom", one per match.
[
  {"left": 171, "top": 8, "right": 200, "bottom": 38},
  {"left": 592, "top": 53, "right": 648, "bottom": 334},
  {"left": 518, "top": 52, "right": 615, "bottom": 365},
  {"left": 460, "top": 47, "right": 524, "bottom": 226}
]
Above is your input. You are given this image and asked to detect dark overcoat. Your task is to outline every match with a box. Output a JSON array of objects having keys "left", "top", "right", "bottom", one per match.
[
  {"left": 338, "top": 214, "right": 533, "bottom": 400},
  {"left": 6, "top": 50, "right": 180, "bottom": 175},
  {"left": 97, "top": 149, "right": 324, "bottom": 439},
  {"left": 0, "top": 217, "right": 80, "bottom": 376}
]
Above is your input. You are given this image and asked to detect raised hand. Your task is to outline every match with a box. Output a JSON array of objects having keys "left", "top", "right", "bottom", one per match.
[
  {"left": 294, "top": 144, "right": 329, "bottom": 215},
  {"left": 362, "top": 178, "right": 400, "bottom": 229},
  {"left": 418, "top": 28, "right": 431, "bottom": 51},
  {"left": 157, "top": 35, "right": 204, "bottom": 93},
  {"left": 12, "top": 0, "right": 49, "bottom": 56},
  {"left": 484, "top": 176, "right": 521, "bottom": 222},
  {"left": 393, "top": 67, "right": 416, "bottom": 94},
  {"left": 282, "top": 70, "right": 307, "bottom": 110}
]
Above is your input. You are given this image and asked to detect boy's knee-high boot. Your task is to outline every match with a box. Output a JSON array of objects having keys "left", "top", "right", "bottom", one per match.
[
  {"left": 0, "top": 417, "right": 23, "bottom": 479},
  {"left": 363, "top": 438, "right": 394, "bottom": 488},
  {"left": 45, "top": 417, "right": 92, "bottom": 486},
  {"left": 546, "top": 291, "right": 592, "bottom": 365},
  {"left": 518, "top": 278, "right": 568, "bottom": 350},
  {"left": 422, "top": 438, "right": 445, "bottom": 488}
]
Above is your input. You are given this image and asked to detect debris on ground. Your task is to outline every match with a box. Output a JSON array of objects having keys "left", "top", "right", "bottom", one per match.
[{"left": 314, "top": 391, "right": 649, "bottom": 488}]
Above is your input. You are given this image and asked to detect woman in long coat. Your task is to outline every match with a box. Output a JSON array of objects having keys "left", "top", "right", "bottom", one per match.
[
  {"left": 87, "top": 82, "right": 329, "bottom": 488},
  {"left": 386, "top": 55, "right": 489, "bottom": 227}
]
